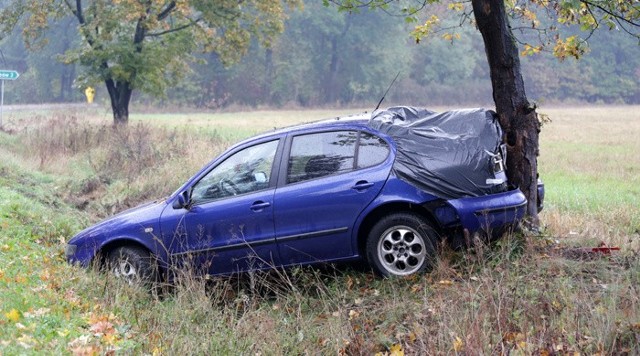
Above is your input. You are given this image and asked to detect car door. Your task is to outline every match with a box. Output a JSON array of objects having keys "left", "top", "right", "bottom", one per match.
[
  {"left": 273, "top": 130, "right": 391, "bottom": 265},
  {"left": 160, "top": 139, "right": 282, "bottom": 275}
]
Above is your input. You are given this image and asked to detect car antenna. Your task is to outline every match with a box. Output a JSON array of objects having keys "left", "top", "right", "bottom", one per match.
[{"left": 373, "top": 72, "right": 400, "bottom": 112}]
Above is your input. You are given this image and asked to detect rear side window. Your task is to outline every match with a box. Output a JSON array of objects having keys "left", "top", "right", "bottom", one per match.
[
  {"left": 287, "top": 130, "right": 389, "bottom": 184},
  {"left": 288, "top": 131, "right": 357, "bottom": 183},
  {"left": 358, "top": 132, "right": 390, "bottom": 169}
]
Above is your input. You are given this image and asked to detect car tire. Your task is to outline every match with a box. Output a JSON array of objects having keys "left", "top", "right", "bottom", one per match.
[
  {"left": 366, "top": 213, "right": 438, "bottom": 277},
  {"left": 107, "top": 246, "right": 157, "bottom": 287}
]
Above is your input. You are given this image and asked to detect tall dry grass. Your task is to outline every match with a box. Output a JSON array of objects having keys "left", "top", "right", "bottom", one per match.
[
  {"left": 71, "top": 234, "right": 637, "bottom": 354},
  {"left": 13, "top": 113, "right": 227, "bottom": 217},
  {"left": 0, "top": 106, "right": 637, "bottom": 354}
]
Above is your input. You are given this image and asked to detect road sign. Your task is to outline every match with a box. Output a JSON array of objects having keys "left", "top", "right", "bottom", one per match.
[
  {"left": 0, "top": 70, "right": 19, "bottom": 80},
  {"left": 0, "top": 70, "right": 20, "bottom": 128}
]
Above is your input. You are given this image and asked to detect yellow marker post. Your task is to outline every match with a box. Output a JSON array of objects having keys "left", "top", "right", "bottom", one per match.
[{"left": 84, "top": 87, "right": 95, "bottom": 104}]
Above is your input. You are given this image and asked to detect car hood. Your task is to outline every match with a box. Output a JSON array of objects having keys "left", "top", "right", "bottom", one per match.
[{"left": 69, "top": 200, "right": 167, "bottom": 243}]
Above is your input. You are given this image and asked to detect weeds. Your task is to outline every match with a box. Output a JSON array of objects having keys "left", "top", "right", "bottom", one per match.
[
  {"left": 13, "top": 114, "right": 225, "bottom": 218},
  {"left": 0, "top": 107, "right": 638, "bottom": 354}
]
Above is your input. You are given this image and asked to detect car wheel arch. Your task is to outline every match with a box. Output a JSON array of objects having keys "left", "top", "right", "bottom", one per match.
[
  {"left": 355, "top": 202, "right": 442, "bottom": 259},
  {"left": 96, "top": 238, "right": 156, "bottom": 269}
]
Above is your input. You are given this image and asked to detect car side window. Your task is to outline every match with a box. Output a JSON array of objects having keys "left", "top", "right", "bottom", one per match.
[
  {"left": 191, "top": 140, "right": 279, "bottom": 203},
  {"left": 288, "top": 131, "right": 357, "bottom": 183},
  {"left": 357, "top": 132, "right": 390, "bottom": 169}
]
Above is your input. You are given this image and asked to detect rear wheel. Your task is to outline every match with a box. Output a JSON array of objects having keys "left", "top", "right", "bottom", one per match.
[
  {"left": 366, "top": 213, "right": 438, "bottom": 277},
  {"left": 107, "top": 246, "right": 157, "bottom": 287}
]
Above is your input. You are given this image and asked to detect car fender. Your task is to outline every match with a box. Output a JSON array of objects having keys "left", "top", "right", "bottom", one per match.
[
  {"left": 67, "top": 201, "right": 167, "bottom": 267},
  {"left": 350, "top": 175, "right": 441, "bottom": 255}
]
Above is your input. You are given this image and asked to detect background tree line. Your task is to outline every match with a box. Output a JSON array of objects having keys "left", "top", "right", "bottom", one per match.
[{"left": 1, "top": 1, "right": 639, "bottom": 108}]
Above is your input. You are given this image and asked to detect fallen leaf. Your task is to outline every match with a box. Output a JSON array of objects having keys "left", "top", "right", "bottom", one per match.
[
  {"left": 346, "top": 276, "right": 354, "bottom": 290},
  {"left": 407, "top": 331, "right": 417, "bottom": 343},
  {"left": 348, "top": 310, "right": 360, "bottom": 320},
  {"left": 102, "top": 333, "right": 118, "bottom": 345},
  {"left": 517, "top": 340, "right": 528, "bottom": 349},
  {"left": 452, "top": 336, "right": 464, "bottom": 352},
  {"left": 24, "top": 307, "right": 50, "bottom": 318},
  {"left": 503, "top": 332, "right": 524, "bottom": 343},
  {"left": 70, "top": 345, "right": 100, "bottom": 356},
  {"left": 68, "top": 335, "right": 91, "bottom": 348},
  {"left": 390, "top": 343, "right": 404, "bottom": 356},
  {"left": 5, "top": 309, "right": 20, "bottom": 322},
  {"left": 89, "top": 320, "right": 115, "bottom": 335},
  {"left": 438, "top": 279, "right": 454, "bottom": 286},
  {"left": 17, "top": 334, "right": 36, "bottom": 349}
]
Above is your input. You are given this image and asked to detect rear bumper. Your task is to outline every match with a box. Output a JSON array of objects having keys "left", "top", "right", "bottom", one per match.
[{"left": 447, "top": 189, "right": 527, "bottom": 233}]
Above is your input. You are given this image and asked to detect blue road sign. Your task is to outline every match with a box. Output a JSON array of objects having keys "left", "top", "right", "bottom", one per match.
[{"left": 0, "top": 70, "right": 19, "bottom": 80}]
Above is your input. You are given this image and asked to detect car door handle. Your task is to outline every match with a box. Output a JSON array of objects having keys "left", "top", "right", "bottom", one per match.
[
  {"left": 250, "top": 201, "right": 271, "bottom": 211},
  {"left": 352, "top": 181, "right": 374, "bottom": 191}
]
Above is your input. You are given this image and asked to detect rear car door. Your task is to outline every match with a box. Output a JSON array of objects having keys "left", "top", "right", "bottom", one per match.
[{"left": 273, "top": 130, "right": 392, "bottom": 264}]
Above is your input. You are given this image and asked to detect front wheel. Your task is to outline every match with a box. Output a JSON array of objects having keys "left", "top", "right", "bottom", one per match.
[
  {"left": 366, "top": 213, "right": 438, "bottom": 277},
  {"left": 107, "top": 246, "right": 157, "bottom": 287}
]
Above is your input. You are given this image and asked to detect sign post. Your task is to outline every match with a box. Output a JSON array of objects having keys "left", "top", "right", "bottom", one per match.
[{"left": 0, "top": 70, "right": 20, "bottom": 128}]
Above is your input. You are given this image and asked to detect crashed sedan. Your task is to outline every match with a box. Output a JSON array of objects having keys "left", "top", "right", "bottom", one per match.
[{"left": 66, "top": 107, "right": 542, "bottom": 281}]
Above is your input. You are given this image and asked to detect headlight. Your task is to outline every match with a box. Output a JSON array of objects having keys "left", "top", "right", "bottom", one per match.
[{"left": 65, "top": 244, "right": 77, "bottom": 257}]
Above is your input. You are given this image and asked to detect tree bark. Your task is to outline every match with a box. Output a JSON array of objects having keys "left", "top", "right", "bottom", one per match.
[
  {"left": 324, "top": 16, "right": 352, "bottom": 104},
  {"left": 105, "top": 78, "right": 132, "bottom": 125},
  {"left": 325, "top": 36, "right": 340, "bottom": 103},
  {"left": 472, "top": 0, "right": 540, "bottom": 227}
]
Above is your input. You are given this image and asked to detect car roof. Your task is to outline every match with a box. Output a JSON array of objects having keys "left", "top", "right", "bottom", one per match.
[{"left": 238, "top": 111, "right": 373, "bottom": 144}]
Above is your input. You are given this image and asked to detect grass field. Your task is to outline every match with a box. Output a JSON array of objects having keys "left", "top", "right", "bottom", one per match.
[{"left": 0, "top": 105, "right": 638, "bottom": 354}]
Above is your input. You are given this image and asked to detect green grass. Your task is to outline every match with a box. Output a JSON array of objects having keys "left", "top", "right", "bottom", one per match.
[
  {"left": 0, "top": 105, "right": 638, "bottom": 354},
  {"left": 0, "top": 185, "right": 88, "bottom": 353},
  {"left": 537, "top": 106, "right": 640, "bottom": 244}
]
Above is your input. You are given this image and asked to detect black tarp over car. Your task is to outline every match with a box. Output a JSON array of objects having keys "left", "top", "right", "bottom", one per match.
[{"left": 368, "top": 106, "right": 507, "bottom": 200}]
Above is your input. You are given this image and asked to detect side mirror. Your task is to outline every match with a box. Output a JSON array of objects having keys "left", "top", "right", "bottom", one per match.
[
  {"left": 254, "top": 171, "right": 267, "bottom": 183},
  {"left": 172, "top": 190, "right": 190, "bottom": 210}
]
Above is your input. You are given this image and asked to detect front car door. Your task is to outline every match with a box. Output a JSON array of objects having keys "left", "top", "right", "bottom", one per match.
[
  {"left": 161, "top": 139, "right": 282, "bottom": 275},
  {"left": 273, "top": 130, "right": 392, "bottom": 265}
]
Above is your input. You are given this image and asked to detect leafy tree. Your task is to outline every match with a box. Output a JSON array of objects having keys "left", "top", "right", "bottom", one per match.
[
  {"left": 328, "top": 0, "right": 640, "bottom": 226},
  {"left": 0, "top": 0, "right": 299, "bottom": 124},
  {"left": 175, "top": 1, "right": 412, "bottom": 107}
]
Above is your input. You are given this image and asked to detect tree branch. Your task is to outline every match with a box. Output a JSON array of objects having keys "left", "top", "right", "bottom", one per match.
[
  {"left": 157, "top": 1, "right": 176, "bottom": 21},
  {"left": 75, "top": 0, "right": 85, "bottom": 24},
  {"left": 580, "top": 0, "right": 640, "bottom": 28},
  {"left": 147, "top": 18, "right": 202, "bottom": 37}
]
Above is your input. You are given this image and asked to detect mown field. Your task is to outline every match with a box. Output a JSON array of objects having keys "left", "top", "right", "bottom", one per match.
[{"left": 0, "top": 105, "right": 638, "bottom": 354}]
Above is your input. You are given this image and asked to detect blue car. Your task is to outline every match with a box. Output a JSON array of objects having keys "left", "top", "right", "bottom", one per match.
[{"left": 66, "top": 107, "right": 541, "bottom": 281}]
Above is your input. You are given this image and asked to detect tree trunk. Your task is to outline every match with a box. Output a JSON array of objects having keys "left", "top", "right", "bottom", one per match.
[
  {"left": 472, "top": 0, "right": 540, "bottom": 227},
  {"left": 264, "top": 48, "right": 274, "bottom": 103},
  {"left": 105, "top": 78, "right": 133, "bottom": 125},
  {"left": 324, "top": 16, "right": 353, "bottom": 104},
  {"left": 325, "top": 36, "right": 340, "bottom": 103}
]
